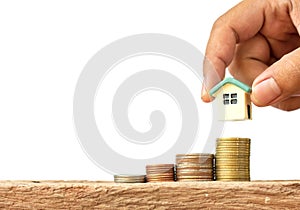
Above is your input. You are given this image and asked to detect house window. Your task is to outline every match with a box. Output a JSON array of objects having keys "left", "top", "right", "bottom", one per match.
[
  {"left": 223, "top": 94, "right": 229, "bottom": 99},
  {"left": 231, "top": 93, "right": 237, "bottom": 98},
  {"left": 223, "top": 93, "right": 238, "bottom": 105}
]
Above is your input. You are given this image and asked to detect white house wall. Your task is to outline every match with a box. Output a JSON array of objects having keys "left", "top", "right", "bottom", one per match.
[{"left": 213, "top": 84, "right": 248, "bottom": 121}]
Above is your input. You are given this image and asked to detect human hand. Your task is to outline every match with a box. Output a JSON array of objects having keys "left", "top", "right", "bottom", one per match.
[{"left": 201, "top": 0, "right": 300, "bottom": 111}]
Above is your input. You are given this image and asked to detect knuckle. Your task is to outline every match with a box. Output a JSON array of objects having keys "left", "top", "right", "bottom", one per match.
[
  {"left": 212, "top": 15, "right": 226, "bottom": 29},
  {"left": 275, "top": 54, "right": 300, "bottom": 93}
]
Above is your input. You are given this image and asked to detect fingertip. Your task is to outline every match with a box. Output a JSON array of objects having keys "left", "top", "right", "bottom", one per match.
[
  {"left": 201, "top": 94, "right": 212, "bottom": 103},
  {"left": 251, "top": 77, "right": 281, "bottom": 106},
  {"left": 201, "top": 85, "right": 214, "bottom": 102}
]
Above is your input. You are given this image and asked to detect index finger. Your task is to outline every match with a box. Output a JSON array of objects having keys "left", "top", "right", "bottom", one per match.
[{"left": 202, "top": 0, "right": 266, "bottom": 102}]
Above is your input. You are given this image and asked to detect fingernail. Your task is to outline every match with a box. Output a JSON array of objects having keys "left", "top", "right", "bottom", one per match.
[
  {"left": 252, "top": 77, "right": 281, "bottom": 105},
  {"left": 201, "top": 85, "right": 209, "bottom": 102}
]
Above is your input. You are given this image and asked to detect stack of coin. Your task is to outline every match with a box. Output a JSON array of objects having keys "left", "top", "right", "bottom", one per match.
[
  {"left": 146, "top": 164, "right": 175, "bottom": 182},
  {"left": 114, "top": 174, "right": 146, "bottom": 183},
  {"left": 215, "top": 137, "right": 250, "bottom": 181},
  {"left": 175, "top": 153, "right": 214, "bottom": 181}
]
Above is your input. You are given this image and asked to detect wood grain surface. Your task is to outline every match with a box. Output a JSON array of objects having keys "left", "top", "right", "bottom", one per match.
[{"left": 0, "top": 180, "right": 299, "bottom": 209}]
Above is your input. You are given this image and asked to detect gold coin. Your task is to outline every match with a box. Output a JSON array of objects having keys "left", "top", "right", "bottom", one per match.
[
  {"left": 114, "top": 174, "right": 146, "bottom": 183},
  {"left": 216, "top": 171, "right": 249, "bottom": 175},
  {"left": 146, "top": 164, "right": 174, "bottom": 169},
  {"left": 176, "top": 153, "right": 214, "bottom": 158},
  {"left": 217, "top": 178, "right": 250, "bottom": 182},
  {"left": 147, "top": 179, "right": 174, "bottom": 182},
  {"left": 217, "top": 137, "right": 250, "bottom": 141},
  {"left": 216, "top": 161, "right": 249, "bottom": 165},
  {"left": 216, "top": 175, "right": 250, "bottom": 179},
  {"left": 176, "top": 178, "right": 213, "bottom": 182},
  {"left": 216, "top": 167, "right": 249, "bottom": 171},
  {"left": 176, "top": 164, "right": 213, "bottom": 169}
]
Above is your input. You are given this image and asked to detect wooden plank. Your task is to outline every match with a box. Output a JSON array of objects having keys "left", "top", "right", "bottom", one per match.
[{"left": 0, "top": 180, "right": 299, "bottom": 209}]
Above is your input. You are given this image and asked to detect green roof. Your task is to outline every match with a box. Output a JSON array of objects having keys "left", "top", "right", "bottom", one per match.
[{"left": 209, "top": 78, "right": 251, "bottom": 96}]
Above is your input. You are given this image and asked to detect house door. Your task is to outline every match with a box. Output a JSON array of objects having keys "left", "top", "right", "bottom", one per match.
[{"left": 247, "top": 105, "right": 251, "bottom": 119}]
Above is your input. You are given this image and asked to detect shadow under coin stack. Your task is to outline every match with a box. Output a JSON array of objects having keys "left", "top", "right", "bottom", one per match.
[
  {"left": 114, "top": 174, "right": 146, "bottom": 183},
  {"left": 215, "top": 137, "right": 251, "bottom": 181},
  {"left": 176, "top": 153, "right": 214, "bottom": 181},
  {"left": 146, "top": 164, "right": 175, "bottom": 182}
]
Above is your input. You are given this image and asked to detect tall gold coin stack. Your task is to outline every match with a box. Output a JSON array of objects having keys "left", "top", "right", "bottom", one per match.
[
  {"left": 215, "top": 137, "right": 251, "bottom": 181},
  {"left": 146, "top": 164, "right": 175, "bottom": 182},
  {"left": 176, "top": 153, "right": 214, "bottom": 181}
]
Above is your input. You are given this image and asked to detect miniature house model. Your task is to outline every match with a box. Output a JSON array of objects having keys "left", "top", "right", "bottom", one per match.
[{"left": 209, "top": 78, "right": 252, "bottom": 121}]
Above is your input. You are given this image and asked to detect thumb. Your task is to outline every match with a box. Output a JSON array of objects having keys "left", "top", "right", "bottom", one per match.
[{"left": 251, "top": 48, "right": 300, "bottom": 107}]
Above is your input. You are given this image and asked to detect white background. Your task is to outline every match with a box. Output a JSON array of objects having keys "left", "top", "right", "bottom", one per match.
[{"left": 1, "top": 0, "right": 299, "bottom": 181}]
